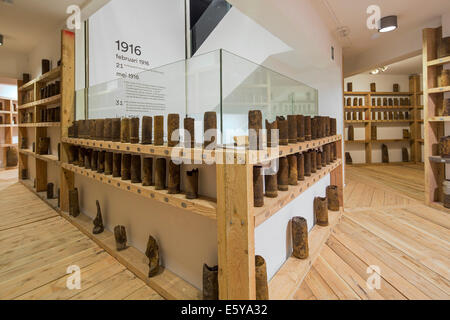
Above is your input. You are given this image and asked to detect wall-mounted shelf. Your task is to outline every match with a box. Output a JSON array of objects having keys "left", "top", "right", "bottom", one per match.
[
  {"left": 344, "top": 76, "right": 423, "bottom": 165},
  {"left": 427, "top": 86, "right": 450, "bottom": 94},
  {"left": 19, "top": 94, "right": 61, "bottom": 110},
  {"left": 427, "top": 55, "right": 450, "bottom": 67},
  {"left": 19, "top": 122, "right": 61, "bottom": 128},
  {"left": 18, "top": 67, "right": 61, "bottom": 92}
]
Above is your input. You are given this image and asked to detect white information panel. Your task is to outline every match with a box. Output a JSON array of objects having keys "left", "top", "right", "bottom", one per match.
[{"left": 88, "top": 0, "right": 186, "bottom": 119}]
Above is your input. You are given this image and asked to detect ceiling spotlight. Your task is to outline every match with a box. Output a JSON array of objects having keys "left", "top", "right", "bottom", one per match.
[
  {"left": 0, "top": 34, "right": 3, "bottom": 46},
  {"left": 370, "top": 66, "right": 389, "bottom": 75},
  {"left": 379, "top": 15, "right": 398, "bottom": 33},
  {"left": 370, "top": 69, "right": 380, "bottom": 75}
]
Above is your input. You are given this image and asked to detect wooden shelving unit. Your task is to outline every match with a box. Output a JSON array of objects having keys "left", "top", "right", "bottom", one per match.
[
  {"left": 0, "top": 97, "right": 18, "bottom": 169},
  {"left": 423, "top": 26, "right": 450, "bottom": 212},
  {"left": 18, "top": 30, "right": 73, "bottom": 196},
  {"left": 344, "top": 75, "right": 423, "bottom": 164}
]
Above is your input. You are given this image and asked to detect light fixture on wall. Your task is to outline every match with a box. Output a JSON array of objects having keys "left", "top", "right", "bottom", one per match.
[
  {"left": 0, "top": 34, "right": 3, "bottom": 46},
  {"left": 378, "top": 15, "right": 398, "bottom": 33},
  {"left": 370, "top": 66, "right": 389, "bottom": 75}
]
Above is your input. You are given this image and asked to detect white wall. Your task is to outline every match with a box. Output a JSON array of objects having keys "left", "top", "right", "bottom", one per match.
[{"left": 0, "top": 48, "right": 29, "bottom": 80}]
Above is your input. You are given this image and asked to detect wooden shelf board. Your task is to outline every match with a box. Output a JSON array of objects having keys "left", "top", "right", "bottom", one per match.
[
  {"left": 369, "top": 106, "right": 414, "bottom": 109},
  {"left": 250, "top": 135, "right": 342, "bottom": 164},
  {"left": 371, "top": 139, "right": 412, "bottom": 143},
  {"left": 344, "top": 120, "right": 369, "bottom": 124},
  {"left": 19, "top": 67, "right": 61, "bottom": 91},
  {"left": 19, "top": 122, "right": 60, "bottom": 128},
  {"left": 428, "top": 156, "right": 450, "bottom": 163},
  {"left": 0, "top": 124, "right": 18, "bottom": 128},
  {"left": 344, "top": 91, "right": 413, "bottom": 96},
  {"left": 428, "top": 86, "right": 450, "bottom": 94},
  {"left": 62, "top": 137, "right": 217, "bottom": 164},
  {"left": 427, "top": 56, "right": 450, "bottom": 67},
  {"left": 18, "top": 94, "right": 61, "bottom": 110},
  {"left": 61, "top": 163, "right": 217, "bottom": 219},
  {"left": 254, "top": 159, "right": 342, "bottom": 227},
  {"left": 0, "top": 143, "right": 18, "bottom": 148},
  {"left": 428, "top": 116, "right": 450, "bottom": 122},
  {"left": 344, "top": 106, "right": 369, "bottom": 109},
  {"left": 371, "top": 120, "right": 414, "bottom": 123},
  {"left": 58, "top": 210, "right": 202, "bottom": 300},
  {"left": 268, "top": 208, "right": 343, "bottom": 300},
  {"left": 345, "top": 140, "right": 367, "bottom": 144},
  {"left": 19, "top": 149, "right": 60, "bottom": 164}
]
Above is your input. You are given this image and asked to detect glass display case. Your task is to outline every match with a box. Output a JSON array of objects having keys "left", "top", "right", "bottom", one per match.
[{"left": 76, "top": 49, "right": 318, "bottom": 146}]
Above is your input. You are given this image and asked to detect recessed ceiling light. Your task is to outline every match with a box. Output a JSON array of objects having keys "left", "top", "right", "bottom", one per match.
[
  {"left": 379, "top": 15, "right": 398, "bottom": 33},
  {"left": 0, "top": 34, "right": 3, "bottom": 46}
]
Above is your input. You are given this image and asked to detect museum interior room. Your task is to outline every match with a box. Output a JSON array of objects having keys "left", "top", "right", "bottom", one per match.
[{"left": 0, "top": 0, "right": 448, "bottom": 303}]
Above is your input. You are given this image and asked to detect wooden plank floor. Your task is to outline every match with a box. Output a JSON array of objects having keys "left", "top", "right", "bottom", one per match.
[
  {"left": 0, "top": 171, "right": 164, "bottom": 300},
  {"left": 294, "top": 164, "right": 450, "bottom": 300}
]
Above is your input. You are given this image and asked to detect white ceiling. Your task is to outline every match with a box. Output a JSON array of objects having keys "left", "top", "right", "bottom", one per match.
[
  {"left": 0, "top": 0, "right": 87, "bottom": 53},
  {"left": 311, "top": 0, "right": 450, "bottom": 60},
  {"left": 378, "top": 54, "right": 423, "bottom": 76}
]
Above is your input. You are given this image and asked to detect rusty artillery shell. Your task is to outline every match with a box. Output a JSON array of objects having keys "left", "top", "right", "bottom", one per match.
[
  {"left": 377, "top": 98, "right": 382, "bottom": 106},
  {"left": 91, "top": 150, "right": 98, "bottom": 170},
  {"left": 253, "top": 166, "right": 264, "bottom": 207},
  {"left": 95, "top": 119, "right": 104, "bottom": 140},
  {"left": 311, "top": 117, "right": 317, "bottom": 140},
  {"left": 332, "top": 143, "right": 337, "bottom": 161},
  {"left": 69, "top": 188, "right": 80, "bottom": 217},
  {"left": 97, "top": 151, "right": 105, "bottom": 173},
  {"left": 121, "top": 154, "right": 131, "bottom": 180},
  {"left": 288, "top": 115, "right": 297, "bottom": 144},
  {"left": 393, "top": 83, "right": 400, "bottom": 92},
  {"left": 78, "top": 147, "right": 85, "bottom": 167},
  {"left": 142, "top": 158, "right": 153, "bottom": 186},
  {"left": 314, "top": 196, "right": 329, "bottom": 226},
  {"left": 142, "top": 116, "right": 153, "bottom": 144},
  {"left": 113, "top": 153, "right": 121, "bottom": 177},
  {"left": 184, "top": 117, "right": 195, "bottom": 148},
  {"left": 37, "top": 137, "right": 50, "bottom": 155},
  {"left": 83, "top": 149, "right": 91, "bottom": 169},
  {"left": 130, "top": 118, "right": 140, "bottom": 144},
  {"left": 383, "top": 98, "right": 388, "bottom": 106},
  {"left": 168, "top": 160, "right": 180, "bottom": 194},
  {"left": 203, "top": 264, "right": 219, "bottom": 300},
  {"left": 249, "top": 110, "right": 263, "bottom": 150},
  {"left": 255, "top": 255, "right": 269, "bottom": 300},
  {"left": 325, "top": 117, "right": 331, "bottom": 137},
  {"left": 47, "top": 183, "right": 54, "bottom": 199},
  {"left": 146, "top": 235, "right": 160, "bottom": 277},
  {"left": 112, "top": 118, "right": 121, "bottom": 142},
  {"left": 276, "top": 116, "right": 288, "bottom": 146},
  {"left": 370, "top": 83, "right": 376, "bottom": 92},
  {"left": 310, "top": 150, "right": 317, "bottom": 173},
  {"left": 327, "top": 185, "right": 340, "bottom": 211},
  {"left": 68, "top": 146, "right": 75, "bottom": 164},
  {"left": 322, "top": 147, "right": 327, "bottom": 167},
  {"left": 131, "top": 155, "right": 141, "bottom": 183},
  {"left": 154, "top": 116, "right": 164, "bottom": 146},
  {"left": 326, "top": 144, "right": 331, "bottom": 164},
  {"left": 185, "top": 169, "right": 199, "bottom": 199},
  {"left": 297, "top": 153, "right": 304, "bottom": 181},
  {"left": 292, "top": 217, "right": 309, "bottom": 259},
  {"left": 266, "top": 120, "right": 278, "bottom": 148},
  {"left": 348, "top": 125, "right": 354, "bottom": 141},
  {"left": 277, "top": 157, "right": 289, "bottom": 191},
  {"left": 297, "top": 115, "right": 305, "bottom": 142},
  {"left": 316, "top": 151, "right": 322, "bottom": 170},
  {"left": 353, "top": 98, "right": 358, "bottom": 106},
  {"left": 93, "top": 200, "right": 104, "bottom": 234},
  {"left": 168, "top": 114, "right": 180, "bottom": 147},
  {"left": 304, "top": 151, "right": 311, "bottom": 177},
  {"left": 204, "top": 112, "right": 217, "bottom": 148},
  {"left": 304, "top": 116, "right": 311, "bottom": 141},
  {"left": 288, "top": 154, "right": 298, "bottom": 186},
  {"left": 382, "top": 144, "right": 389, "bottom": 163},
  {"left": 120, "top": 118, "right": 130, "bottom": 143},
  {"left": 155, "top": 158, "right": 166, "bottom": 190},
  {"left": 89, "top": 120, "right": 96, "bottom": 139},
  {"left": 105, "top": 152, "right": 113, "bottom": 175},
  {"left": 103, "top": 119, "right": 112, "bottom": 141},
  {"left": 114, "top": 225, "right": 127, "bottom": 251},
  {"left": 264, "top": 169, "right": 278, "bottom": 198},
  {"left": 346, "top": 97, "right": 351, "bottom": 106}
]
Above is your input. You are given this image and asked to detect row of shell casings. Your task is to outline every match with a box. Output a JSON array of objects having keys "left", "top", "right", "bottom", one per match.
[
  {"left": 345, "top": 97, "right": 411, "bottom": 107},
  {"left": 253, "top": 143, "right": 338, "bottom": 208},
  {"left": 38, "top": 107, "right": 60, "bottom": 123},
  {"left": 250, "top": 111, "right": 337, "bottom": 149},
  {"left": 68, "top": 146, "right": 199, "bottom": 199},
  {"left": 345, "top": 110, "right": 411, "bottom": 121},
  {"left": 68, "top": 113, "right": 217, "bottom": 148}
]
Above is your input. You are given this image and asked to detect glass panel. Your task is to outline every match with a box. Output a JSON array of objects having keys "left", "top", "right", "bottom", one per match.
[
  {"left": 75, "top": 49, "right": 318, "bottom": 147},
  {"left": 221, "top": 50, "right": 318, "bottom": 146}
]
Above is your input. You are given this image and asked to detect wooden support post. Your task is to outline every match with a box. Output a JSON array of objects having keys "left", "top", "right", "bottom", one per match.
[
  {"left": 60, "top": 30, "right": 75, "bottom": 212},
  {"left": 216, "top": 150, "right": 255, "bottom": 300}
]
